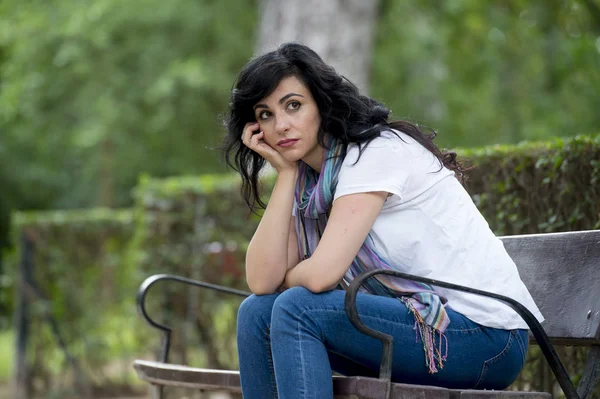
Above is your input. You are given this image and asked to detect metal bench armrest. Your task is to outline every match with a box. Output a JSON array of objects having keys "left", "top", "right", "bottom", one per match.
[
  {"left": 136, "top": 274, "right": 250, "bottom": 363},
  {"left": 344, "top": 269, "right": 580, "bottom": 399}
]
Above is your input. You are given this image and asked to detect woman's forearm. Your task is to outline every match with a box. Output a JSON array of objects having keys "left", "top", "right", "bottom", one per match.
[
  {"left": 284, "top": 258, "right": 341, "bottom": 293},
  {"left": 245, "top": 169, "right": 298, "bottom": 294}
]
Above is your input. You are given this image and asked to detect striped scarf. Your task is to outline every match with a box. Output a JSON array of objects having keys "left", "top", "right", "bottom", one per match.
[{"left": 294, "top": 138, "right": 450, "bottom": 373}]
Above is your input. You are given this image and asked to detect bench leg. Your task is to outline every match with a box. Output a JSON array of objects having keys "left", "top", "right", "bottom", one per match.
[
  {"left": 578, "top": 346, "right": 600, "bottom": 399},
  {"left": 151, "top": 384, "right": 163, "bottom": 399}
]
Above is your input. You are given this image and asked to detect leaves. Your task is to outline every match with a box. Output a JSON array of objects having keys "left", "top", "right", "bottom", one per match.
[
  {"left": 372, "top": 0, "right": 600, "bottom": 148},
  {"left": 464, "top": 133, "right": 600, "bottom": 235},
  {"left": 0, "top": 0, "right": 259, "bottom": 210}
]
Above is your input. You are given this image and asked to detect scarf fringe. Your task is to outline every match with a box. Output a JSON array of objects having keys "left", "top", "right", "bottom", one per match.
[{"left": 402, "top": 297, "right": 448, "bottom": 373}]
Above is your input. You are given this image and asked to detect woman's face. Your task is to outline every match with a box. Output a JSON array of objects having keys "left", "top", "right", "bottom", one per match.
[{"left": 253, "top": 75, "right": 323, "bottom": 171}]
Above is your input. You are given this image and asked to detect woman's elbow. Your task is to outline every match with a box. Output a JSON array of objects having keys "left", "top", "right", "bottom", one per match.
[
  {"left": 245, "top": 262, "right": 286, "bottom": 295},
  {"left": 250, "top": 288, "right": 277, "bottom": 296},
  {"left": 246, "top": 276, "right": 282, "bottom": 296},
  {"left": 305, "top": 276, "right": 340, "bottom": 293},
  {"left": 303, "top": 261, "right": 345, "bottom": 293},
  {"left": 249, "top": 286, "right": 278, "bottom": 296}
]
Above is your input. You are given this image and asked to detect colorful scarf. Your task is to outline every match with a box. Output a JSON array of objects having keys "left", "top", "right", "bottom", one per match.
[{"left": 294, "top": 138, "right": 450, "bottom": 373}]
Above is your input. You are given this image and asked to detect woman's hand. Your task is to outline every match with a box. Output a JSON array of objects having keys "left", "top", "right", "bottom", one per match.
[{"left": 242, "top": 122, "right": 297, "bottom": 173}]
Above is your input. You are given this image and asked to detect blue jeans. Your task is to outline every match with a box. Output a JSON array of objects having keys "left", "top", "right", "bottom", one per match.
[{"left": 237, "top": 287, "right": 528, "bottom": 399}]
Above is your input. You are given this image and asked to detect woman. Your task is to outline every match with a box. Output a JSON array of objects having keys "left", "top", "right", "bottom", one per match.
[{"left": 222, "top": 43, "right": 543, "bottom": 399}]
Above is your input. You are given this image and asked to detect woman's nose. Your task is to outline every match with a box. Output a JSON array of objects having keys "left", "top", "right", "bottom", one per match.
[{"left": 274, "top": 115, "right": 290, "bottom": 134}]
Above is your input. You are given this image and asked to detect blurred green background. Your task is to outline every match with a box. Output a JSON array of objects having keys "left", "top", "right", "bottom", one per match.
[{"left": 1, "top": 0, "right": 599, "bottom": 213}]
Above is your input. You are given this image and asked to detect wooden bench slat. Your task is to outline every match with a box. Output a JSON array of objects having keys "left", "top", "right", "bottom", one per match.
[
  {"left": 135, "top": 360, "right": 551, "bottom": 398},
  {"left": 133, "top": 360, "right": 242, "bottom": 393},
  {"left": 333, "top": 375, "right": 450, "bottom": 399},
  {"left": 501, "top": 230, "right": 600, "bottom": 344},
  {"left": 455, "top": 392, "right": 551, "bottom": 398}
]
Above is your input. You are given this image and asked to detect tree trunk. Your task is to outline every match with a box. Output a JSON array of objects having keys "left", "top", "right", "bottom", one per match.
[{"left": 257, "top": 0, "right": 380, "bottom": 94}]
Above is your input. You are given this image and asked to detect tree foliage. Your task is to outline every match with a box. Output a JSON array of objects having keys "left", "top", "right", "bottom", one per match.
[
  {"left": 373, "top": 0, "right": 600, "bottom": 148},
  {"left": 0, "top": 0, "right": 258, "bottom": 211},
  {"left": 1, "top": 0, "right": 599, "bottom": 243}
]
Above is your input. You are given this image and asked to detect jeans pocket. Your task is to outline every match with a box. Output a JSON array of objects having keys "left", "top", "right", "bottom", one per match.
[{"left": 474, "top": 330, "right": 527, "bottom": 390}]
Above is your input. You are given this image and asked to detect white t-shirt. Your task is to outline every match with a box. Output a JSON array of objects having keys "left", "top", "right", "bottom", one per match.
[{"left": 332, "top": 130, "right": 544, "bottom": 330}]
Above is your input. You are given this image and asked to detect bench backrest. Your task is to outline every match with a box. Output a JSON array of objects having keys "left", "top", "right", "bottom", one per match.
[{"left": 500, "top": 230, "right": 600, "bottom": 346}]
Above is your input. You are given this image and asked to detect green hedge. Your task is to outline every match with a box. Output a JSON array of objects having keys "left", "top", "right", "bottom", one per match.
[
  {"left": 127, "top": 172, "right": 279, "bottom": 372},
  {"left": 131, "top": 173, "right": 255, "bottom": 279},
  {"left": 4, "top": 208, "right": 143, "bottom": 395},
  {"left": 4, "top": 134, "right": 599, "bottom": 396},
  {"left": 461, "top": 134, "right": 600, "bottom": 235},
  {"left": 129, "top": 174, "right": 257, "bottom": 369}
]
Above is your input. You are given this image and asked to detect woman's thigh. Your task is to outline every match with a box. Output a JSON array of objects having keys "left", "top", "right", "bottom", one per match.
[{"left": 270, "top": 287, "right": 527, "bottom": 390}]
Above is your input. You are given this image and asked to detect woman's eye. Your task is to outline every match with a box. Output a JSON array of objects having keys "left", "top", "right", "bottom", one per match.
[
  {"left": 258, "top": 111, "right": 271, "bottom": 120},
  {"left": 287, "top": 101, "right": 301, "bottom": 110}
]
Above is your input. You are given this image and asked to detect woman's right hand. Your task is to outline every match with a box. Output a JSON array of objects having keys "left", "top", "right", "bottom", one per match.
[{"left": 242, "top": 122, "right": 298, "bottom": 173}]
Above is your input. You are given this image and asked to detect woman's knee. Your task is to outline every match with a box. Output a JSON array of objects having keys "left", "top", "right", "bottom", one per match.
[
  {"left": 270, "top": 287, "right": 340, "bottom": 343},
  {"left": 237, "top": 293, "right": 278, "bottom": 336},
  {"left": 271, "top": 286, "right": 324, "bottom": 324},
  {"left": 273, "top": 285, "right": 312, "bottom": 308}
]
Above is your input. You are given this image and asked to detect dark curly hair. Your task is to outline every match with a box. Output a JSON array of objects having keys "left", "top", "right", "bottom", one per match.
[{"left": 223, "top": 42, "right": 468, "bottom": 211}]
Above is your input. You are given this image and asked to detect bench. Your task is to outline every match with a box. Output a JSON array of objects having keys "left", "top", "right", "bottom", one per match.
[{"left": 133, "top": 230, "right": 600, "bottom": 398}]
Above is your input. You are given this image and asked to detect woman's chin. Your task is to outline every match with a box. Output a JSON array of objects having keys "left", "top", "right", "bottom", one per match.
[{"left": 281, "top": 153, "right": 303, "bottom": 163}]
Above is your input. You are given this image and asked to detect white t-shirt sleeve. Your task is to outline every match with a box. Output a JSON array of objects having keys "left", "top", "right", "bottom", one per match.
[{"left": 334, "top": 135, "right": 412, "bottom": 202}]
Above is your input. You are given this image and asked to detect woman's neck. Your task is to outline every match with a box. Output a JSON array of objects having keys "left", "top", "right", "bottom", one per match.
[{"left": 302, "top": 146, "right": 325, "bottom": 173}]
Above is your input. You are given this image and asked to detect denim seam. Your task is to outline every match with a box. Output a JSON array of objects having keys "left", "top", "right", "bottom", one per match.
[
  {"left": 444, "top": 326, "right": 482, "bottom": 333},
  {"left": 297, "top": 316, "right": 308, "bottom": 399},
  {"left": 293, "top": 303, "right": 483, "bottom": 332},
  {"left": 265, "top": 325, "right": 278, "bottom": 399},
  {"left": 296, "top": 308, "right": 419, "bottom": 335},
  {"left": 514, "top": 330, "right": 528, "bottom": 365},
  {"left": 295, "top": 308, "right": 483, "bottom": 337},
  {"left": 473, "top": 330, "right": 515, "bottom": 389}
]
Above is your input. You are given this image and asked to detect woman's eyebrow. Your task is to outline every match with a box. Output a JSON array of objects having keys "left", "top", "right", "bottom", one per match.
[
  {"left": 254, "top": 93, "right": 305, "bottom": 110},
  {"left": 278, "top": 93, "right": 304, "bottom": 104}
]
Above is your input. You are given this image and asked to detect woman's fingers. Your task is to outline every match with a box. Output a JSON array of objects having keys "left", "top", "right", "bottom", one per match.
[
  {"left": 241, "top": 122, "right": 296, "bottom": 173},
  {"left": 250, "top": 131, "right": 264, "bottom": 148},
  {"left": 242, "top": 122, "right": 274, "bottom": 157},
  {"left": 242, "top": 122, "right": 261, "bottom": 147}
]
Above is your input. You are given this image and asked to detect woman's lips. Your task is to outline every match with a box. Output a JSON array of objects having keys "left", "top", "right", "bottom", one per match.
[{"left": 278, "top": 139, "right": 299, "bottom": 148}]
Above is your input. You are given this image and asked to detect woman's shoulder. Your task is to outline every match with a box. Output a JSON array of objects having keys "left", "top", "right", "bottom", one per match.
[{"left": 344, "top": 129, "right": 424, "bottom": 163}]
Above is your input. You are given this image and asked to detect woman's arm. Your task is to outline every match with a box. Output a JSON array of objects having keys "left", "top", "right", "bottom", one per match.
[
  {"left": 245, "top": 169, "right": 301, "bottom": 295},
  {"left": 284, "top": 191, "right": 387, "bottom": 292},
  {"left": 240, "top": 121, "right": 301, "bottom": 295}
]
